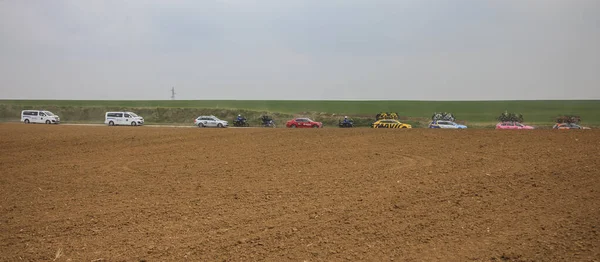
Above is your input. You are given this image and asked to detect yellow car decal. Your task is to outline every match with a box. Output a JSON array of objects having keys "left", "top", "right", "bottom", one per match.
[{"left": 372, "top": 121, "right": 411, "bottom": 128}]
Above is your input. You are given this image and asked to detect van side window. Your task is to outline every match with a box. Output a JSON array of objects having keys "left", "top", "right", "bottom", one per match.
[
  {"left": 115, "top": 113, "right": 123, "bottom": 117},
  {"left": 23, "top": 111, "right": 39, "bottom": 116},
  {"left": 107, "top": 113, "right": 117, "bottom": 117},
  {"left": 124, "top": 114, "right": 131, "bottom": 118},
  {"left": 40, "top": 113, "right": 46, "bottom": 116}
]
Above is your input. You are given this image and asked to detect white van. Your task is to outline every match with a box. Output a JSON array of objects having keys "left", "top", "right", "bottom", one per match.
[
  {"left": 105, "top": 112, "right": 144, "bottom": 126},
  {"left": 21, "top": 110, "right": 60, "bottom": 124}
]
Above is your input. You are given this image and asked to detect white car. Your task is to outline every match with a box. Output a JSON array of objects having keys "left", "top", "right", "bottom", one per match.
[
  {"left": 105, "top": 112, "right": 144, "bottom": 126},
  {"left": 21, "top": 110, "right": 60, "bottom": 124},
  {"left": 194, "top": 115, "right": 228, "bottom": 128},
  {"left": 428, "top": 120, "right": 467, "bottom": 129}
]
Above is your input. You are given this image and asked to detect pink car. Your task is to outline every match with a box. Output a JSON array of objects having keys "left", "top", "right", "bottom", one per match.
[{"left": 496, "top": 122, "right": 535, "bottom": 129}]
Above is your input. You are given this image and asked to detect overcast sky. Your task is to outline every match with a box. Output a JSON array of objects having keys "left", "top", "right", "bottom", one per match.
[{"left": 1, "top": 0, "right": 599, "bottom": 100}]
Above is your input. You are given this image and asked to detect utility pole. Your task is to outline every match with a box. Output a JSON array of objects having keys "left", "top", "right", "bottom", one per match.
[{"left": 171, "top": 87, "right": 176, "bottom": 100}]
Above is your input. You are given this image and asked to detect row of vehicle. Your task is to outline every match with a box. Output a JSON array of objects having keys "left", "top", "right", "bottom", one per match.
[
  {"left": 494, "top": 121, "right": 591, "bottom": 129},
  {"left": 233, "top": 115, "right": 324, "bottom": 128},
  {"left": 383, "top": 120, "right": 590, "bottom": 130},
  {"left": 19, "top": 110, "right": 592, "bottom": 129},
  {"left": 21, "top": 110, "right": 144, "bottom": 126},
  {"left": 231, "top": 115, "right": 276, "bottom": 128}
]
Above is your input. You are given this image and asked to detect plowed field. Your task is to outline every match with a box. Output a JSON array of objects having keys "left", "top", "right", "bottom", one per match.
[{"left": 1, "top": 123, "right": 599, "bottom": 261}]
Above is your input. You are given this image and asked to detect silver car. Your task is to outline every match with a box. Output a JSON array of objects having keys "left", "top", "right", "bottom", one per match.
[{"left": 194, "top": 115, "right": 228, "bottom": 128}]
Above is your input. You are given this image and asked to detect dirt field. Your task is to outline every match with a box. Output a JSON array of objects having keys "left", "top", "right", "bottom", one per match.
[{"left": 1, "top": 123, "right": 599, "bottom": 261}]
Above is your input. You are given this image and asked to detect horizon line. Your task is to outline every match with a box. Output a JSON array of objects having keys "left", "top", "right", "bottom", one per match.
[{"left": 1, "top": 99, "right": 600, "bottom": 102}]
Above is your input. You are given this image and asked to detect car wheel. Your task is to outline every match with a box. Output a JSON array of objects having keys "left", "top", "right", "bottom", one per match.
[
  {"left": 217, "top": 123, "right": 223, "bottom": 128},
  {"left": 312, "top": 125, "right": 318, "bottom": 128},
  {"left": 291, "top": 125, "right": 296, "bottom": 128},
  {"left": 24, "top": 119, "right": 30, "bottom": 124},
  {"left": 198, "top": 123, "right": 205, "bottom": 128},
  {"left": 402, "top": 126, "right": 407, "bottom": 128},
  {"left": 45, "top": 120, "right": 51, "bottom": 124},
  {"left": 131, "top": 122, "right": 137, "bottom": 126},
  {"left": 109, "top": 121, "right": 114, "bottom": 126}
]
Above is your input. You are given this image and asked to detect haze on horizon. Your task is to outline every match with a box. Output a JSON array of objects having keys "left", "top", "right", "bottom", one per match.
[{"left": 1, "top": 0, "right": 599, "bottom": 101}]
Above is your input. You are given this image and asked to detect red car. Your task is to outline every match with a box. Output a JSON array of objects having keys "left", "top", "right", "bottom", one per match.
[{"left": 286, "top": 118, "right": 323, "bottom": 128}]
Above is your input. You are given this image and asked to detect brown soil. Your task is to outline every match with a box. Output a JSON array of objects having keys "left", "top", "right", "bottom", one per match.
[{"left": 1, "top": 123, "right": 599, "bottom": 261}]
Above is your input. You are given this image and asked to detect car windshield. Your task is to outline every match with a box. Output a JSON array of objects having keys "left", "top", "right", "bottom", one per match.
[
  {"left": 129, "top": 112, "right": 138, "bottom": 117},
  {"left": 44, "top": 111, "right": 55, "bottom": 116}
]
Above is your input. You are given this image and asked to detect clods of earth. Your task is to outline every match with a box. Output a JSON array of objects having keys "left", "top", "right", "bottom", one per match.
[{"left": 0, "top": 123, "right": 598, "bottom": 261}]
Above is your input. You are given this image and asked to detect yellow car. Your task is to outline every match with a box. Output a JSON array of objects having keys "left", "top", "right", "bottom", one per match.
[{"left": 371, "top": 119, "right": 412, "bottom": 128}]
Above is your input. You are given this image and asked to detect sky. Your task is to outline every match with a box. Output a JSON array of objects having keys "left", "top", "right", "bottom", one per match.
[{"left": 1, "top": 0, "right": 599, "bottom": 100}]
